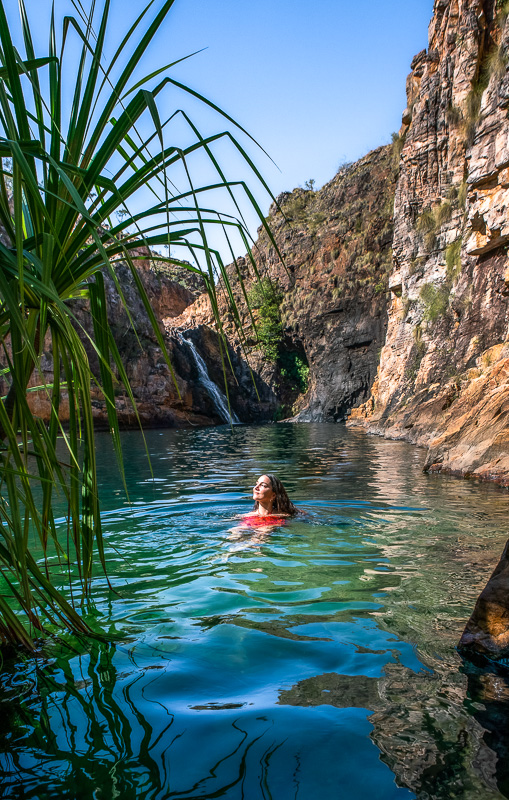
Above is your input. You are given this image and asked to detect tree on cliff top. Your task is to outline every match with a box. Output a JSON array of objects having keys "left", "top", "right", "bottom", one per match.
[{"left": 0, "top": 0, "right": 280, "bottom": 651}]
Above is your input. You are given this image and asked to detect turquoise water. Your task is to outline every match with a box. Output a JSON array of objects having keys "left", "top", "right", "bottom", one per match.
[{"left": 2, "top": 423, "right": 509, "bottom": 799}]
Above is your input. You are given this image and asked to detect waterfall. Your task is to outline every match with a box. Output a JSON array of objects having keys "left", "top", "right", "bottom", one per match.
[{"left": 182, "top": 335, "right": 240, "bottom": 424}]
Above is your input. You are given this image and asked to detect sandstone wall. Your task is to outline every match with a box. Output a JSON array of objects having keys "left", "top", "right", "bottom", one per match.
[{"left": 350, "top": 0, "right": 509, "bottom": 486}]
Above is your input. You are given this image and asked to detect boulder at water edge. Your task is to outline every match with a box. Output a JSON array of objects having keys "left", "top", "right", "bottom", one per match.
[{"left": 459, "top": 539, "right": 509, "bottom": 659}]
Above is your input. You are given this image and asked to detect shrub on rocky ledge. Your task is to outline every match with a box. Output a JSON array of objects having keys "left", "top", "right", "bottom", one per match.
[
  {"left": 248, "top": 278, "right": 284, "bottom": 361},
  {"left": 420, "top": 282, "right": 450, "bottom": 323},
  {"left": 279, "top": 351, "right": 310, "bottom": 394}
]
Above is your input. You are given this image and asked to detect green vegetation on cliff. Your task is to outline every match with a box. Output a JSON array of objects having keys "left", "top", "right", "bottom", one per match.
[
  {"left": 279, "top": 351, "right": 310, "bottom": 394},
  {"left": 247, "top": 278, "right": 284, "bottom": 362}
]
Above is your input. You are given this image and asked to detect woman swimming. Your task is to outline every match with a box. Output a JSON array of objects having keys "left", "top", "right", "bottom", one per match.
[
  {"left": 243, "top": 474, "right": 297, "bottom": 527},
  {"left": 225, "top": 475, "right": 297, "bottom": 556}
]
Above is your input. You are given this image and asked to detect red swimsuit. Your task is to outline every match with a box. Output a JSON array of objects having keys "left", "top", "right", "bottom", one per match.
[{"left": 242, "top": 514, "right": 288, "bottom": 527}]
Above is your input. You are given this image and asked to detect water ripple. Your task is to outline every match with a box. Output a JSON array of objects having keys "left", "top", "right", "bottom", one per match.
[{"left": 2, "top": 424, "right": 509, "bottom": 799}]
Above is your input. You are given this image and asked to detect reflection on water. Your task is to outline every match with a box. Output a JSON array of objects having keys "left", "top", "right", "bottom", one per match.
[{"left": 1, "top": 424, "right": 509, "bottom": 799}]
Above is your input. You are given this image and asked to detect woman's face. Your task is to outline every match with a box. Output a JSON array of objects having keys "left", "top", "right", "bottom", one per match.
[{"left": 253, "top": 475, "right": 275, "bottom": 507}]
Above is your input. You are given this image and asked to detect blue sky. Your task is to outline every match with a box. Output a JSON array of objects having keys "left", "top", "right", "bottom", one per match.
[
  {"left": 164, "top": 0, "right": 434, "bottom": 195},
  {"left": 8, "top": 0, "right": 434, "bottom": 261},
  {"left": 161, "top": 0, "right": 434, "bottom": 256}
]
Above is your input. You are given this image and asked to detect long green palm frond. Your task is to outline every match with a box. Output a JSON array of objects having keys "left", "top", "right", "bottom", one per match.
[{"left": 0, "top": 0, "right": 277, "bottom": 651}]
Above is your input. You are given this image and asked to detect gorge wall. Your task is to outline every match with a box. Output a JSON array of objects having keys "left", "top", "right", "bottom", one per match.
[
  {"left": 180, "top": 0, "right": 509, "bottom": 489},
  {"left": 28, "top": 0, "right": 509, "bottom": 475},
  {"left": 349, "top": 0, "right": 509, "bottom": 487}
]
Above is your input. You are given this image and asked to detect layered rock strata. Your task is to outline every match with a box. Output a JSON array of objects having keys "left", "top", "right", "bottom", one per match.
[{"left": 349, "top": 0, "right": 509, "bottom": 486}]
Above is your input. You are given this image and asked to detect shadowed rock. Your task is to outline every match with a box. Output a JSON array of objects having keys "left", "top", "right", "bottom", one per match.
[{"left": 459, "top": 539, "right": 509, "bottom": 658}]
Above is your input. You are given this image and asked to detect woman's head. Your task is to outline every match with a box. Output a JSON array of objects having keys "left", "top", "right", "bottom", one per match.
[{"left": 252, "top": 474, "right": 297, "bottom": 516}]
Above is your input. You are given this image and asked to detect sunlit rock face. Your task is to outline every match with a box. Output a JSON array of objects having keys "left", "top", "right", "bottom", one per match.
[{"left": 349, "top": 0, "right": 509, "bottom": 485}]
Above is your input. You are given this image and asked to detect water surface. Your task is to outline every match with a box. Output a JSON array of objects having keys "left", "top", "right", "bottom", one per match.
[{"left": 2, "top": 424, "right": 509, "bottom": 799}]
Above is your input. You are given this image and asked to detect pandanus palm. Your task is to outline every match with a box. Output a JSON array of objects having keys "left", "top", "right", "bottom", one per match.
[{"left": 0, "top": 0, "right": 280, "bottom": 650}]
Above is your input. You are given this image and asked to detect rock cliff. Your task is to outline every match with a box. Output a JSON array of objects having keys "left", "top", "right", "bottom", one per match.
[
  {"left": 5, "top": 247, "right": 273, "bottom": 429},
  {"left": 178, "top": 0, "right": 509, "bottom": 488},
  {"left": 55, "top": 0, "right": 509, "bottom": 467},
  {"left": 349, "top": 0, "right": 509, "bottom": 487},
  {"left": 174, "top": 145, "right": 396, "bottom": 421}
]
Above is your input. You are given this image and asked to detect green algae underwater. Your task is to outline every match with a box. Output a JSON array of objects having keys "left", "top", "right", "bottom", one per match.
[{"left": 1, "top": 423, "right": 509, "bottom": 799}]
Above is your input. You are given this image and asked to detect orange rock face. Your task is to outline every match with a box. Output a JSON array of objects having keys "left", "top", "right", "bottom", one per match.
[{"left": 348, "top": 0, "right": 509, "bottom": 488}]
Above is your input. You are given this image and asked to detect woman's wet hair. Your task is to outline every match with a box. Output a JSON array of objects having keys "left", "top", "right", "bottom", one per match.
[{"left": 253, "top": 474, "right": 297, "bottom": 516}]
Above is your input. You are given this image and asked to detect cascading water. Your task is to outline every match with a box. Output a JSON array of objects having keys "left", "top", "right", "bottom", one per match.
[{"left": 182, "top": 334, "right": 240, "bottom": 424}]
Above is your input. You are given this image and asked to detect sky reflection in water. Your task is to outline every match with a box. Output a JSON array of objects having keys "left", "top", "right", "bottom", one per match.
[{"left": 1, "top": 423, "right": 509, "bottom": 799}]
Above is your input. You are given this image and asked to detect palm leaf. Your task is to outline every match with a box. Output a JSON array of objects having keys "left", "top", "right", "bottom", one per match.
[{"left": 0, "top": 0, "right": 279, "bottom": 650}]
